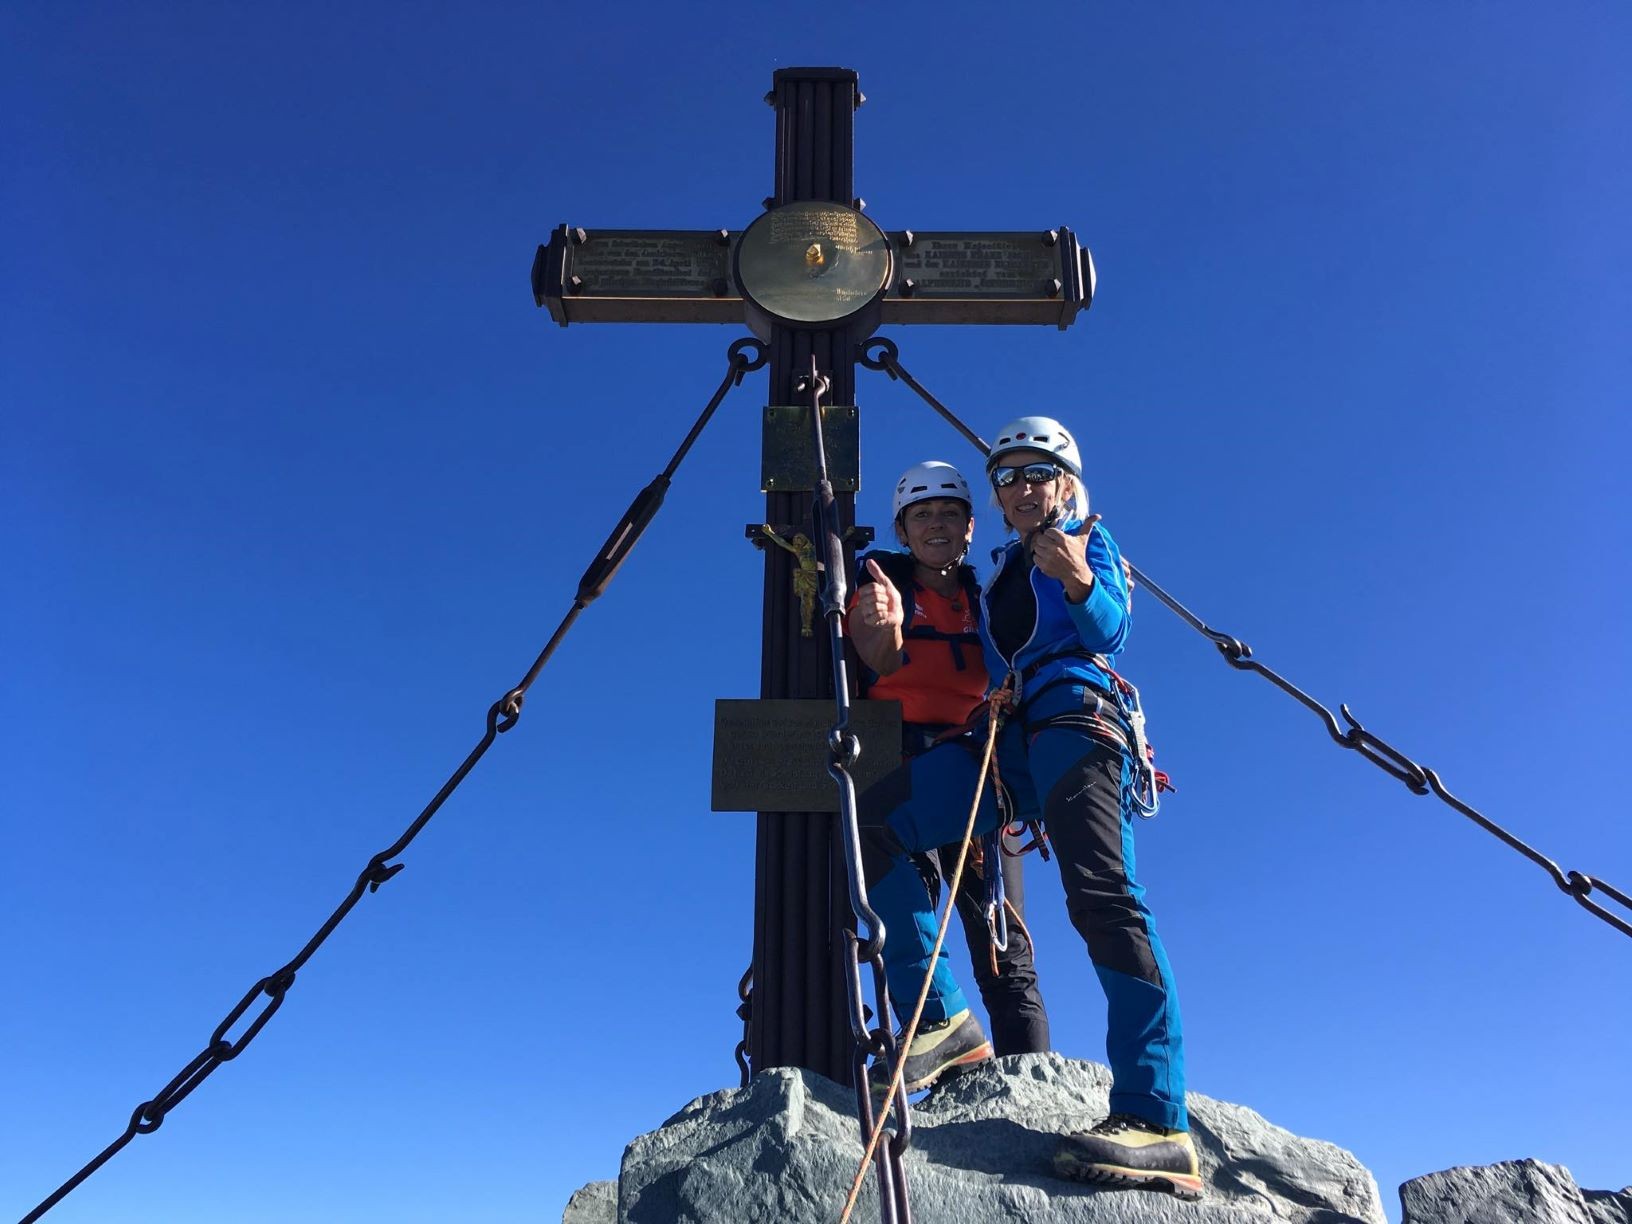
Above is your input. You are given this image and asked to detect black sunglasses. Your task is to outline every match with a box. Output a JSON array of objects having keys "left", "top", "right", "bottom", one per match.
[{"left": 989, "top": 461, "right": 1064, "bottom": 489}]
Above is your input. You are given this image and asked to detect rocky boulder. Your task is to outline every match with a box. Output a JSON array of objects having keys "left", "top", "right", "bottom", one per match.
[
  {"left": 561, "top": 1179, "right": 617, "bottom": 1224},
  {"left": 569, "top": 1052, "right": 1387, "bottom": 1222},
  {"left": 1399, "top": 1159, "right": 1631, "bottom": 1224}
]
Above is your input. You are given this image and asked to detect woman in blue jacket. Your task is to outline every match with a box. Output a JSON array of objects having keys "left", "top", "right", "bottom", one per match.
[{"left": 864, "top": 416, "right": 1199, "bottom": 1200}]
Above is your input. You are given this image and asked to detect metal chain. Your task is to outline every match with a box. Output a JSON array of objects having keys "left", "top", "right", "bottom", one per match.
[
  {"left": 858, "top": 337, "right": 988, "bottom": 453},
  {"left": 839, "top": 692, "right": 1004, "bottom": 1224},
  {"left": 799, "top": 359, "right": 913, "bottom": 1224},
  {"left": 21, "top": 337, "right": 770, "bottom": 1224},
  {"left": 733, "top": 965, "right": 753, "bottom": 1087},
  {"left": 856, "top": 335, "right": 1632, "bottom": 945},
  {"left": 1123, "top": 562, "right": 1632, "bottom": 940}
]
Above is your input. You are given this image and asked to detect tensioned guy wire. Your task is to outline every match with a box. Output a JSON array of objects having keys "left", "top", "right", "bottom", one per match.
[
  {"left": 857, "top": 336, "right": 1631, "bottom": 944},
  {"left": 21, "top": 338, "right": 770, "bottom": 1224}
]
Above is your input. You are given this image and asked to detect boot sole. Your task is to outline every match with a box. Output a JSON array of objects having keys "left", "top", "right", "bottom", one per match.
[
  {"left": 1054, "top": 1152, "right": 1203, "bottom": 1201},
  {"left": 874, "top": 1037, "right": 998, "bottom": 1096},
  {"left": 900, "top": 1041, "right": 993, "bottom": 1094}
]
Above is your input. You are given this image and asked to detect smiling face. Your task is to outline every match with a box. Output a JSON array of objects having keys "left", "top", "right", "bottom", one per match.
[
  {"left": 991, "top": 448, "right": 1068, "bottom": 535},
  {"left": 896, "top": 497, "right": 974, "bottom": 572}
]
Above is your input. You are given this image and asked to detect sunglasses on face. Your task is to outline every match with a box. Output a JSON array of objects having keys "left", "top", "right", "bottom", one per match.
[{"left": 989, "top": 461, "right": 1064, "bottom": 489}]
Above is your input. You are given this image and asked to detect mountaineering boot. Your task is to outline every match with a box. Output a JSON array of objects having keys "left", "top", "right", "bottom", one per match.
[
  {"left": 876, "top": 1008, "right": 993, "bottom": 1097},
  {"left": 1053, "top": 1113, "right": 1203, "bottom": 1200}
]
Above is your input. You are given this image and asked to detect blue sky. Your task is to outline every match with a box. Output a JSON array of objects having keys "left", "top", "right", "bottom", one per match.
[{"left": 4, "top": 4, "right": 1628, "bottom": 1221}]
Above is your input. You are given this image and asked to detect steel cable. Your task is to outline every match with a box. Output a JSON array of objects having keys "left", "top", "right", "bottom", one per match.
[
  {"left": 21, "top": 337, "right": 769, "bottom": 1224},
  {"left": 857, "top": 337, "right": 1631, "bottom": 944},
  {"left": 1123, "top": 561, "right": 1632, "bottom": 940}
]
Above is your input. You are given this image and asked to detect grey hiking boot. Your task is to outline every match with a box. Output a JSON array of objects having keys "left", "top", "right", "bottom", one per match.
[
  {"left": 1053, "top": 1112, "right": 1203, "bottom": 1200},
  {"left": 876, "top": 1008, "right": 993, "bottom": 1097}
]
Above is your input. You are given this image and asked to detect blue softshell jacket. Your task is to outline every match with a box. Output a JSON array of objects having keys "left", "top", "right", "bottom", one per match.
[{"left": 978, "top": 515, "right": 1130, "bottom": 702}]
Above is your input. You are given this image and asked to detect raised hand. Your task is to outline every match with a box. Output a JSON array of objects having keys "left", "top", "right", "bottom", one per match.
[
  {"left": 1032, "top": 513, "right": 1100, "bottom": 601},
  {"left": 854, "top": 557, "right": 905, "bottom": 631}
]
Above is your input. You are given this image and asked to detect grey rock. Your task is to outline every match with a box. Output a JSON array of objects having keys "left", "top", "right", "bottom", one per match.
[
  {"left": 1583, "top": 1187, "right": 1632, "bottom": 1224},
  {"left": 593, "top": 1053, "right": 1385, "bottom": 1222},
  {"left": 561, "top": 1179, "right": 617, "bottom": 1224},
  {"left": 1399, "top": 1159, "right": 1630, "bottom": 1224}
]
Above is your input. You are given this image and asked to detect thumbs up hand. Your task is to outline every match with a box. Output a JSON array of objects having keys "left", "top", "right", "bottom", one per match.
[
  {"left": 1033, "top": 513, "right": 1101, "bottom": 603},
  {"left": 855, "top": 558, "right": 905, "bottom": 631}
]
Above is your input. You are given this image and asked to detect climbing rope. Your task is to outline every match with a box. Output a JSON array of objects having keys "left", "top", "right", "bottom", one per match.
[
  {"left": 858, "top": 336, "right": 1632, "bottom": 944},
  {"left": 20, "top": 337, "right": 770, "bottom": 1224},
  {"left": 837, "top": 685, "right": 1007, "bottom": 1224}
]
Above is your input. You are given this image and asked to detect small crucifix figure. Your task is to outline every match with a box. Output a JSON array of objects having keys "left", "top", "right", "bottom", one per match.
[{"left": 757, "top": 524, "right": 820, "bottom": 637}]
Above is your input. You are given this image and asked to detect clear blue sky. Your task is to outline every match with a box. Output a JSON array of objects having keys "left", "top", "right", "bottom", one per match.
[{"left": 5, "top": 4, "right": 1628, "bottom": 1222}]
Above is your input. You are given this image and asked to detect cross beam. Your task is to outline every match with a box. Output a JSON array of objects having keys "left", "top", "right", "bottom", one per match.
[
  {"left": 533, "top": 227, "right": 1095, "bottom": 328},
  {"left": 535, "top": 67, "right": 1092, "bottom": 1086}
]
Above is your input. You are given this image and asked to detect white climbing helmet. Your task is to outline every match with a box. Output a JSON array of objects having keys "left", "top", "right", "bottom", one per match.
[
  {"left": 892, "top": 461, "right": 973, "bottom": 520},
  {"left": 987, "top": 416, "right": 1082, "bottom": 478}
]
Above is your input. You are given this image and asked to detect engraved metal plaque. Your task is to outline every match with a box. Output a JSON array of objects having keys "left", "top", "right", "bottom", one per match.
[
  {"left": 736, "top": 201, "right": 892, "bottom": 326},
  {"left": 534, "top": 223, "right": 1092, "bottom": 329},
  {"left": 880, "top": 229, "right": 1094, "bottom": 328},
  {"left": 761, "top": 404, "right": 859, "bottom": 492},
  {"left": 533, "top": 225, "right": 744, "bottom": 325},
  {"left": 897, "top": 233, "right": 1058, "bottom": 294},
  {"left": 712, "top": 699, "right": 905, "bottom": 813}
]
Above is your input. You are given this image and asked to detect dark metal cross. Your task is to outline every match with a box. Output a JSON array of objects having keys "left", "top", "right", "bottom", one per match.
[{"left": 532, "top": 67, "right": 1092, "bottom": 1086}]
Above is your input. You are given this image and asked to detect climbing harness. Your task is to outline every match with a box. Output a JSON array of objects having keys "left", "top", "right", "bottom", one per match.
[
  {"left": 858, "top": 336, "right": 1632, "bottom": 944},
  {"left": 1104, "top": 665, "right": 1175, "bottom": 819},
  {"left": 858, "top": 549, "right": 983, "bottom": 677},
  {"left": 1003, "top": 818, "right": 1050, "bottom": 860},
  {"left": 21, "top": 337, "right": 772, "bottom": 1224}
]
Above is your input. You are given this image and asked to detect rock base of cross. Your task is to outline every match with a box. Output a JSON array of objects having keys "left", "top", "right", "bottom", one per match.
[{"left": 560, "top": 1054, "right": 1629, "bottom": 1223}]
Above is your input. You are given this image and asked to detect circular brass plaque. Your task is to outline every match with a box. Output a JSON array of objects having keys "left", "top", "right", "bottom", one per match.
[{"left": 735, "top": 201, "right": 892, "bottom": 328}]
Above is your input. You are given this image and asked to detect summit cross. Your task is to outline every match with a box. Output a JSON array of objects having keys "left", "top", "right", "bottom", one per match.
[{"left": 533, "top": 66, "right": 1094, "bottom": 1087}]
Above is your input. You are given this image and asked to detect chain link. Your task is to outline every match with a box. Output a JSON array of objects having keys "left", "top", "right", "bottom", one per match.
[
  {"left": 858, "top": 337, "right": 1631, "bottom": 945},
  {"left": 799, "top": 360, "right": 913, "bottom": 1224},
  {"left": 1125, "top": 562, "right": 1632, "bottom": 940},
  {"left": 858, "top": 338, "right": 988, "bottom": 454},
  {"left": 22, "top": 338, "right": 769, "bottom": 1224}
]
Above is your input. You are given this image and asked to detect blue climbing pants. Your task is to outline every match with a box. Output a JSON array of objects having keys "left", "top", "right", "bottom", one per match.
[{"left": 859, "top": 693, "right": 1187, "bottom": 1130}]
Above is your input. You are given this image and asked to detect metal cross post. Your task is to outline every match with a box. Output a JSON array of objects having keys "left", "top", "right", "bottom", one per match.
[{"left": 533, "top": 66, "right": 1094, "bottom": 1086}]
